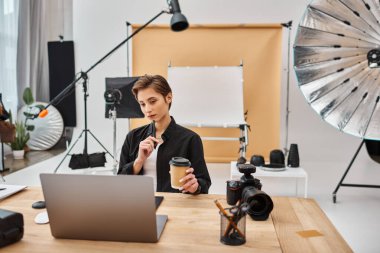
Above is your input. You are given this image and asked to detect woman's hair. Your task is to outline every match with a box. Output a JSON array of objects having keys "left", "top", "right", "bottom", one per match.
[{"left": 132, "top": 74, "right": 172, "bottom": 108}]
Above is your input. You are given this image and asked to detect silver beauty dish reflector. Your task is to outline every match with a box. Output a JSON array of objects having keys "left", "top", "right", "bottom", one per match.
[
  {"left": 18, "top": 102, "right": 64, "bottom": 150},
  {"left": 294, "top": 0, "right": 380, "bottom": 140}
]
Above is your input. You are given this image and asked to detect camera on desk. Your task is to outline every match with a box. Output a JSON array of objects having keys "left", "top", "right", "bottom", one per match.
[{"left": 226, "top": 163, "right": 274, "bottom": 221}]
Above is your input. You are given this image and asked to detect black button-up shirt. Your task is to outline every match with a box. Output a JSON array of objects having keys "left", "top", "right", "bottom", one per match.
[{"left": 118, "top": 117, "right": 211, "bottom": 193}]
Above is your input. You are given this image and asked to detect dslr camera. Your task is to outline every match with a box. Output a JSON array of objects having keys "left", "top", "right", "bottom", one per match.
[{"left": 227, "top": 163, "right": 273, "bottom": 221}]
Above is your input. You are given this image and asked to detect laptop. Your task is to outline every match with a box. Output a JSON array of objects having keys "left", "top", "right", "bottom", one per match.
[{"left": 40, "top": 173, "right": 168, "bottom": 243}]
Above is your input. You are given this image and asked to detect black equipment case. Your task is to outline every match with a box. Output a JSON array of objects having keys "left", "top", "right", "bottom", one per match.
[{"left": 0, "top": 209, "right": 23, "bottom": 247}]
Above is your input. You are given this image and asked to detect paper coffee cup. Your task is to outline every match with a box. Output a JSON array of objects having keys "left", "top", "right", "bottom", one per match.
[{"left": 169, "top": 157, "right": 191, "bottom": 189}]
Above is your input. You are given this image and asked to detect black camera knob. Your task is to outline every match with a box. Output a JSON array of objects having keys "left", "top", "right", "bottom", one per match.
[{"left": 237, "top": 156, "right": 247, "bottom": 164}]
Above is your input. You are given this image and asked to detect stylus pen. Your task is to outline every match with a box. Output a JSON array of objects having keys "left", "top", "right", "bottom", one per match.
[{"left": 152, "top": 121, "right": 157, "bottom": 149}]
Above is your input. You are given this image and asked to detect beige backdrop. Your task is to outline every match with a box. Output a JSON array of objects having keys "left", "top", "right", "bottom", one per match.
[{"left": 131, "top": 24, "right": 283, "bottom": 162}]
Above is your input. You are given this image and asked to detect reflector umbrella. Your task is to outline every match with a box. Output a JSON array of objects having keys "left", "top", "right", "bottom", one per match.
[{"left": 294, "top": 0, "right": 380, "bottom": 140}]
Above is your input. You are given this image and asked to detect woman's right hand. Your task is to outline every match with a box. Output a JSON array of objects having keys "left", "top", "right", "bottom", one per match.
[
  {"left": 136, "top": 136, "right": 159, "bottom": 163},
  {"left": 133, "top": 136, "right": 159, "bottom": 174}
]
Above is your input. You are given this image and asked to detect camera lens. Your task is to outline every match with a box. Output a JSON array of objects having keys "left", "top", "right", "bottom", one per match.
[
  {"left": 226, "top": 180, "right": 242, "bottom": 206},
  {"left": 242, "top": 186, "right": 273, "bottom": 221}
]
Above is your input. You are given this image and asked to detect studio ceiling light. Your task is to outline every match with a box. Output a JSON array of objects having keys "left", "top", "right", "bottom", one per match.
[{"left": 294, "top": 0, "right": 380, "bottom": 140}]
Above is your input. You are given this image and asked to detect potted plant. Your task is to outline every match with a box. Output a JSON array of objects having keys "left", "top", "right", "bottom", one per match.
[
  {"left": 6, "top": 87, "right": 39, "bottom": 159},
  {"left": 10, "top": 121, "right": 30, "bottom": 159}
]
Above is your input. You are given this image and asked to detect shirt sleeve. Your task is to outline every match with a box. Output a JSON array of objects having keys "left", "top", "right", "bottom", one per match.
[
  {"left": 189, "top": 134, "right": 212, "bottom": 193},
  {"left": 118, "top": 132, "right": 143, "bottom": 175}
]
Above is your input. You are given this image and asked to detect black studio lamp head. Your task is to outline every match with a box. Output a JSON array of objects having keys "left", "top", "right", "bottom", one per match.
[{"left": 167, "top": 0, "right": 189, "bottom": 31}]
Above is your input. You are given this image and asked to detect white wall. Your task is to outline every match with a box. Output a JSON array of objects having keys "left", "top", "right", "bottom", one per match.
[
  {"left": 45, "top": 0, "right": 73, "bottom": 41},
  {"left": 72, "top": 0, "right": 380, "bottom": 197}
]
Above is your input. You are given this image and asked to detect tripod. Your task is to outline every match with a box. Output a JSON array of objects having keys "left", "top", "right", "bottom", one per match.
[
  {"left": 54, "top": 73, "right": 113, "bottom": 173},
  {"left": 332, "top": 139, "right": 380, "bottom": 203}
]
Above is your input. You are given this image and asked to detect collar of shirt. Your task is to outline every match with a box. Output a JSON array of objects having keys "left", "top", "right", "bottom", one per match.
[{"left": 147, "top": 116, "right": 176, "bottom": 142}]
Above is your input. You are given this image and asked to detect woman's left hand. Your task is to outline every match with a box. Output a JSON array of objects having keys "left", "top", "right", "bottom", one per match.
[{"left": 179, "top": 167, "right": 199, "bottom": 194}]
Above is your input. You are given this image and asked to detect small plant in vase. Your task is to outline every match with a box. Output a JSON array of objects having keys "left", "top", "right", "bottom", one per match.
[
  {"left": 6, "top": 88, "right": 42, "bottom": 159},
  {"left": 10, "top": 122, "right": 30, "bottom": 159}
]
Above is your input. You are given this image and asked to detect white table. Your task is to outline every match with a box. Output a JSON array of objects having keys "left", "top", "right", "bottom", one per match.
[{"left": 230, "top": 161, "right": 308, "bottom": 198}]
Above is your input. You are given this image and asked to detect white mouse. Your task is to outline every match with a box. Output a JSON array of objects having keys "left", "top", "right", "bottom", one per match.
[{"left": 34, "top": 211, "right": 49, "bottom": 224}]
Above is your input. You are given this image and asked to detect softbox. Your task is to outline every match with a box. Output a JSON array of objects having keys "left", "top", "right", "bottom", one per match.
[{"left": 105, "top": 77, "right": 144, "bottom": 118}]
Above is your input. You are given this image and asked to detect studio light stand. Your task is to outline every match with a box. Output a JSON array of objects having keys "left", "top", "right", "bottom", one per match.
[
  {"left": 50, "top": 10, "right": 169, "bottom": 172},
  {"left": 107, "top": 106, "right": 118, "bottom": 175},
  {"left": 104, "top": 89, "right": 122, "bottom": 175},
  {"left": 52, "top": 11, "right": 168, "bottom": 172},
  {"left": 281, "top": 20, "right": 292, "bottom": 156},
  {"left": 332, "top": 139, "right": 380, "bottom": 203},
  {"left": 104, "top": 77, "right": 145, "bottom": 174},
  {"left": 54, "top": 72, "right": 113, "bottom": 173}
]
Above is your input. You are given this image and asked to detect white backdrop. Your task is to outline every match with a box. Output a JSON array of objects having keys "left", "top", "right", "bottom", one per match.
[{"left": 168, "top": 66, "right": 245, "bottom": 127}]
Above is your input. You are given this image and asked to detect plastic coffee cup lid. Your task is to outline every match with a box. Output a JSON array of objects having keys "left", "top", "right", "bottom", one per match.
[{"left": 169, "top": 157, "right": 191, "bottom": 167}]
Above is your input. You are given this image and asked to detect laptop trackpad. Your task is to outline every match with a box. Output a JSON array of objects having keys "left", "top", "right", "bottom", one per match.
[{"left": 156, "top": 214, "right": 168, "bottom": 240}]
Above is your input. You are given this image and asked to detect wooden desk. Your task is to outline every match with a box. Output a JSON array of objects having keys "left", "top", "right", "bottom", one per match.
[{"left": 0, "top": 188, "right": 352, "bottom": 253}]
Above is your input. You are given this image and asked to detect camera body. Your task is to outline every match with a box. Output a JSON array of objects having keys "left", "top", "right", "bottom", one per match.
[
  {"left": 227, "top": 163, "right": 273, "bottom": 221},
  {"left": 226, "top": 164, "right": 262, "bottom": 205}
]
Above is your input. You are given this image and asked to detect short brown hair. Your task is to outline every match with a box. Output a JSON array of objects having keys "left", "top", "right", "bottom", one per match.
[{"left": 132, "top": 75, "right": 172, "bottom": 108}]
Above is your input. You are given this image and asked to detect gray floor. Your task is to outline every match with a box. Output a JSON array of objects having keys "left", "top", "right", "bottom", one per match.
[{"left": 3, "top": 157, "right": 379, "bottom": 252}]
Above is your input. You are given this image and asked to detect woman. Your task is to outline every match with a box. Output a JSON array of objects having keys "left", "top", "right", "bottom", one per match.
[{"left": 118, "top": 74, "right": 211, "bottom": 194}]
